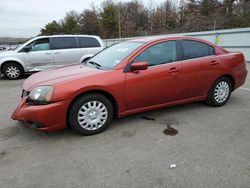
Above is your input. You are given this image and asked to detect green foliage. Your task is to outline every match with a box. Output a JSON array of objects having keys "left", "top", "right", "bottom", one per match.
[
  {"left": 100, "top": 4, "right": 118, "bottom": 38},
  {"left": 62, "top": 10, "right": 80, "bottom": 34},
  {"left": 40, "top": 21, "right": 62, "bottom": 35}
]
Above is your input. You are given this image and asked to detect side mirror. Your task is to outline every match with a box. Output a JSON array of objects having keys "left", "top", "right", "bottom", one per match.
[
  {"left": 22, "top": 46, "right": 32, "bottom": 52},
  {"left": 131, "top": 61, "right": 148, "bottom": 71}
]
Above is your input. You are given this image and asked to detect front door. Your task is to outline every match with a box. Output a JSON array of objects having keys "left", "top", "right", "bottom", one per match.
[
  {"left": 24, "top": 37, "right": 53, "bottom": 71},
  {"left": 125, "top": 41, "right": 181, "bottom": 110}
]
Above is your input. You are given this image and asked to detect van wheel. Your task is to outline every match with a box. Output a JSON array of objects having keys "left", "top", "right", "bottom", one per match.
[
  {"left": 207, "top": 77, "right": 232, "bottom": 107},
  {"left": 3, "top": 63, "right": 23, "bottom": 80},
  {"left": 68, "top": 93, "right": 113, "bottom": 135}
]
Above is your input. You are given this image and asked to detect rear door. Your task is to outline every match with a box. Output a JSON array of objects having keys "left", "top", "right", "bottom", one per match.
[
  {"left": 78, "top": 36, "right": 102, "bottom": 57},
  {"left": 179, "top": 40, "right": 221, "bottom": 100},
  {"left": 125, "top": 41, "right": 181, "bottom": 110},
  {"left": 52, "top": 37, "right": 81, "bottom": 67}
]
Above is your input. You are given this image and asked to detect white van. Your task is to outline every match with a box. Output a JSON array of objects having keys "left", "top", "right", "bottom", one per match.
[{"left": 0, "top": 35, "right": 104, "bottom": 79}]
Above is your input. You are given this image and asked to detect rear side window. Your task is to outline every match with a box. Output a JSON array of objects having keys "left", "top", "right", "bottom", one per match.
[
  {"left": 79, "top": 37, "right": 101, "bottom": 48},
  {"left": 182, "top": 40, "right": 215, "bottom": 60},
  {"left": 53, "top": 37, "right": 77, "bottom": 50}
]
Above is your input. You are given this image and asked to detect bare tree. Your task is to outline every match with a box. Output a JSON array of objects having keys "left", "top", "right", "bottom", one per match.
[
  {"left": 79, "top": 7, "right": 100, "bottom": 35},
  {"left": 40, "top": 0, "right": 250, "bottom": 38}
]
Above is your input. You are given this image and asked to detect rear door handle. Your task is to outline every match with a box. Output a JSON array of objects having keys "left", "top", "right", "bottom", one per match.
[
  {"left": 55, "top": 52, "right": 61, "bottom": 55},
  {"left": 169, "top": 67, "right": 180, "bottom": 73},
  {"left": 210, "top": 60, "right": 219, "bottom": 66},
  {"left": 44, "top": 52, "right": 51, "bottom": 55}
]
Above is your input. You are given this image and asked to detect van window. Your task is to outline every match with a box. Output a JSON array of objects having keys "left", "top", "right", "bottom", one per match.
[
  {"left": 182, "top": 40, "right": 215, "bottom": 60},
  {"left": 28, "top": 38, "right": 50, "bottom": 51},
  {"left": 79, "top": 37, "right": 101, "bottom": 48},
  {"left": 53, "top": 37, "right": 78, "bottom": 50}
]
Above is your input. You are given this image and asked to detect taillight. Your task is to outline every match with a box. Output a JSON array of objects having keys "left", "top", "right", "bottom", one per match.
[
  {"left": 242, "top": 54, "right": 245, "bottom": 63},
  {"left": 239, "top": 54, "right": 245, "bottom": 64}
]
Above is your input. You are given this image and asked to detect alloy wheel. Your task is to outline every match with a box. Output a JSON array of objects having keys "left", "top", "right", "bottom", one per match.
[
  {"left": 214, "top": 81, "right": 230, "bottom": 103},
  {"left": 5, "top": 66, "right": 20, "bottom": 79}
]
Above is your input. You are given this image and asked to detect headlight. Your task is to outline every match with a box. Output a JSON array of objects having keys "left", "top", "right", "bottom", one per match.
[{"left": 28, "top": 86, "right": 54, "bottom": 104}]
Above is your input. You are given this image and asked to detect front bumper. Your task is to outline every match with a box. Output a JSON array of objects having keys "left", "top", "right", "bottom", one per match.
[{"left": 11, "top": 97, "right": 71, "bottom": 132}]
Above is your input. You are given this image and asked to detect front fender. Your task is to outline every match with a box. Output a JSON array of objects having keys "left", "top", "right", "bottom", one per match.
[{"left": 0, "top": 55, "right": 27, "bottom": 72}]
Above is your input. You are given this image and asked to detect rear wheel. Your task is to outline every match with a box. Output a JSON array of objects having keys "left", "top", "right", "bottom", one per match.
[
  {"left": 2, "top": 63, "right": 23, "bottom": 80},
  {"left": 68, "top": 93, "right": 113, "bottom": 135},
  {"left": 207, "top": 77, "right": 232, "bottom": 107}
]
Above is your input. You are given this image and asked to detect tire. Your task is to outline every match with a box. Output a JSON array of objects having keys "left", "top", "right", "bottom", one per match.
[
  {"left": 68, "top": 93, "right": 114, "bottom": 135},
  {"left": 207, "top": 77, "right": 232, "bottom": 107},
  {"left": 2, "top": 62, "right": 23, "bottom": 80}
]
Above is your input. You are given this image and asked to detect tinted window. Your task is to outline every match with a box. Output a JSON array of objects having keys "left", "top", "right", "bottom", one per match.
[
  {"left": 182, "top": 40, "right": 214, "bottom": 60},
  {"left": 79, "top": 37, "right": 101, "bottom": 48},
  {"left": 28, "top": 38, "right": 50, "bottom": 51},
  {"left": 53, "top": 37, "right": 77, "bottom": 50},
  {"left": 134, "top": 41, "right": 177, "bottom": 66}
]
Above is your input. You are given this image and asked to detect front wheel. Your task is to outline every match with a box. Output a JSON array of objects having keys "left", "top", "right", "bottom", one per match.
[
  {"left": 3, "top": 63, "right": 23, "bottom": 80},
  {"left": 68, "top": 93, "right": 114, "bottom": 135},
  {"left": 207, "top": 77, "right": 232, "bottom": 107}
]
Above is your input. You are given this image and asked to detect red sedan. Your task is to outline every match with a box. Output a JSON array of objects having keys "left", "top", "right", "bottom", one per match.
[{"left": 12, "top": 36, "right": 248, "bottom": 135}]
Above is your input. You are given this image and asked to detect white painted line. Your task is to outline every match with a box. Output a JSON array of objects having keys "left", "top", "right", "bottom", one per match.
[{"left": 240, "top": 87, "right": 250, "bottom": 91}]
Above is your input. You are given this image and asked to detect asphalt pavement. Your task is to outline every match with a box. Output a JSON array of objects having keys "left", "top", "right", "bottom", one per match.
[{"left": 0, "top": 64, "right": 249, "bottom": 188}]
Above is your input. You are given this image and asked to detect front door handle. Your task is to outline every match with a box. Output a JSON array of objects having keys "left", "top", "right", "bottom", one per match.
[
  {"left": 54, "top": 52, "right": 61, "bottom": 55},
  {"left": 210, "top": 60, "right": 219, "bottom": 66},
  {"left": 169, "top": 67, "right": 180, "bottom": 73},
  {"left": 44, "top": 52, "right": 51, "bottom": 55}
]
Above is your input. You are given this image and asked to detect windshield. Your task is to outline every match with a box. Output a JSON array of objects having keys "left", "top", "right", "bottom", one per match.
[
  {"left": 15, "top": 38, "right": 33, "bottom": 52},
  {"left": 86, "top": 41, "right": 143, "bottom": 70}
]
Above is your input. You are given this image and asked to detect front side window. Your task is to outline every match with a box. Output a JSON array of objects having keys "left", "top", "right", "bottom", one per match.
[
  {"left": 134, "top": 41, "right": 177, "bottom": 66},
  {"left": 53, "top": 37, "right": 77, "bottom": 50},
  {"left": 182, "top": 40, "right": 215, "bottom": 60},
  {"left": 79, "top": 37, "right": 101, "bottom": 48},
  {"left": 28, "top": 38, "right": 50, "bottom": 52}
]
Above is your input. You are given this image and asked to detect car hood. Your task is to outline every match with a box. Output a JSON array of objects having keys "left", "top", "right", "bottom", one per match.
[
  {"left": 23, "top": 64, "right": 105, "bottom": 91},
  {"left": 0, "top": 50, "right": 16, "bottom": 57}
]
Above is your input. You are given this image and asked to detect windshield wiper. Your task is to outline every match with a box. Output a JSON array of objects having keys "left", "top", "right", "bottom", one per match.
[{"left": 88, "top": 61, "right": 102, "bottom": 69}]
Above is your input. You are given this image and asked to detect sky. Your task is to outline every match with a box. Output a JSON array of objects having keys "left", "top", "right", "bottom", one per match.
[{"left": 0, "top": 0, "right": 168, "bottom": 38}]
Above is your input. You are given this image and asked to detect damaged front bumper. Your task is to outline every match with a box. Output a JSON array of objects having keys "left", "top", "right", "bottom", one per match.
[{"left": 11, "top": 97, "right": 71, "bottom": 132}]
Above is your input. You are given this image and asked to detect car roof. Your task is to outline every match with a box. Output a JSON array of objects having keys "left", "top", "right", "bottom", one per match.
[
  {"left": 35, "top": 35, "right": 100, "bottom": 39},
  {"left": 129, "top": 35, "right": 210, "bottom": 44}
]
